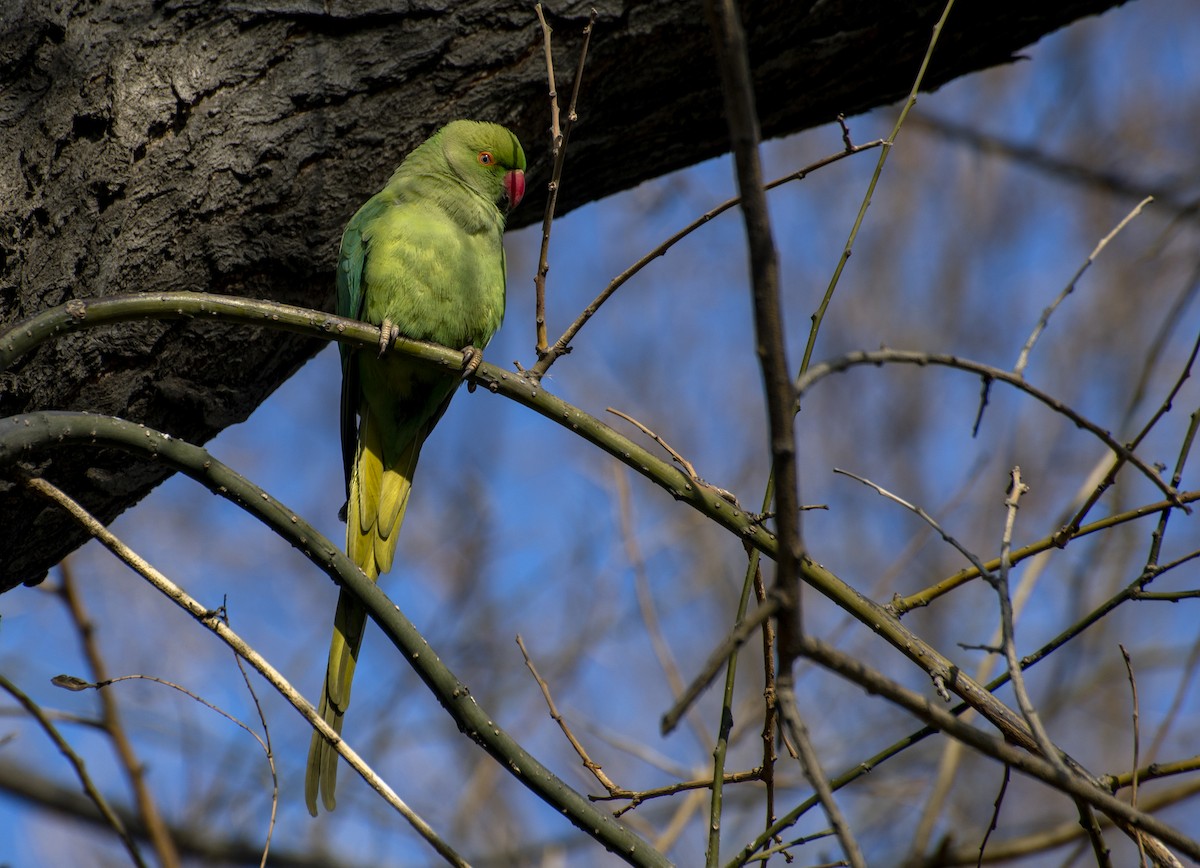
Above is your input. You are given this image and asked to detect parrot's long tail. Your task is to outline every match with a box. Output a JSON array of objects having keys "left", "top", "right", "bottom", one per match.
[{"left": 305, "top": 404, "right": 420, "bottom": 816}]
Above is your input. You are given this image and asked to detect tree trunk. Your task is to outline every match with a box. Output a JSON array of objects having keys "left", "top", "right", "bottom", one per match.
[{"left": 0, "top": 0, "right": 1129, "bottom": 590}]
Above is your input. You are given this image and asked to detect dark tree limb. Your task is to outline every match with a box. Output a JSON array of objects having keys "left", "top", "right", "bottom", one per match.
[{"left": 0, "top": 0, "right": 1131, "bottom": 588}]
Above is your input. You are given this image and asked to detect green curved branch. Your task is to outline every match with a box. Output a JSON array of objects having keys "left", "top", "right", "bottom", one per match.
[
  {"left": 796, "top": 348, "right": 1182, "bottom": 508},
  {"left": 0, "top": 410, "right": 667, "bottom": 868},
  {"left": 3, "top": 292, "right": 1167, "bottom": 849}
]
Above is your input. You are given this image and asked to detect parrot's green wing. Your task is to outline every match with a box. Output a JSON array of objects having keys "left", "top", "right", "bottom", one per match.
[{"left": 336, "top": 196, "right": 389, "bottom": 500}]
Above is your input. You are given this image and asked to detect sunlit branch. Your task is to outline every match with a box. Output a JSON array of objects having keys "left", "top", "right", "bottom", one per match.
[{"left": 26, "top": 476, "right": 471, "bottom": 868}]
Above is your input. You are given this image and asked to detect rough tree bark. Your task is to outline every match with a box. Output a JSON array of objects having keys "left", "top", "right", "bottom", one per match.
[{"left": 0, "top": 0, "right": 1130, "bottom": 591}]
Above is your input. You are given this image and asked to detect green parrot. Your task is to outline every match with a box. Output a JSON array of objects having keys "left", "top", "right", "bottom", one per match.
[{"left": 305, "top": 120, "right": 526, "bottom": 816}]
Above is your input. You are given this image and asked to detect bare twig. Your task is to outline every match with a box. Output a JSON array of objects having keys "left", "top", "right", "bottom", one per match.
[
  {"left": 995, "top": 468, "right": 1064, "bottom": 772},
  {"left": 607, "top": 408, "right": 700, "bottom": 483},
  {"left": 25, "top": 476, "right": 471, "bottom": 868},
  {"left": 931, "top": 778, "right": 1200, "bottom": 865},
  {"left": 776, "top": 683, "right": 865, "bottom": 868},
  {"left": 516, "top": 635, "right": 618, "bottom": 793},
  {"left": 661, "top": 598, "right": 780, "bottom": 736},
  {"left": 591, "top": 769, "right": 764, "bottom": 816},
  {"left": 894, "top": 489, "right": 1200, "bottom": 614},
  {"left": 1060, "top": 329, "right": 1200, "bottom": 544},
  {"left": 798, "top": 0, "right": 958, "bottom": 377},
  {"left": 1014, "top": 196, "right": 1153, "bottom": 377},
  {"left": 1120, "top": 644, "right": 1147, "bottom": 868},
  {"left": 529, "top": 139, "right": 885, "bottom": 380},
  {"left": 0, "top": 672, "right": 148, "bottom": 867},
  {"left": 532, "top": 5, "right": 596, "bottom": 357},
  {"left": 797, "top": 349, "right": 1182, "bottom": 507},
  {"left": 57, "top": 562, "right": 181, "bottom": 868},
  {"left": 54, "top": 659, "right": 281, "bottom": 863},
  {"left": 532, "top": 3, "right": 559, "bottom": 355},
  {"left": 227, "top": 622, "right": 279, "bottom": 868},
  {"left": 834, "top": 468, "right": 993, "bottom": 578},
  {"left": 53, "top": 673, "right": 270, "bottom": 759},
  {"left": 977, "top": 765, "right": 1011, "bottom": 867}
]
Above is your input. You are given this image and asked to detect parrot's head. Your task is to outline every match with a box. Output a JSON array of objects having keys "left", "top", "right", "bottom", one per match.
[{"left": 441, "top": 120, "right": 526, "bottom": 214}]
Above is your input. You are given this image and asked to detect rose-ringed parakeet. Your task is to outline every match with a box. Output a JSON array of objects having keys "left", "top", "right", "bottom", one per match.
[{"left": 305, "top": 120, "right": 526, "bottom": 816}]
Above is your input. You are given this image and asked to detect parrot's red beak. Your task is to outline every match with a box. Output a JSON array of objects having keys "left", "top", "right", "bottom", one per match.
[{"left": 503, "top": 169, "right": 525, "bottom": 209}]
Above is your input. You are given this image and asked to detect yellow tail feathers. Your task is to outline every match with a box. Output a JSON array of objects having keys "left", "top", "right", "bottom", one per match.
[{"left": 305, "top": 404, "right": 420, "bottom": 816}]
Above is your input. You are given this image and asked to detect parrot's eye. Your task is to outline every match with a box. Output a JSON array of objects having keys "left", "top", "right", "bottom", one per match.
[{"left": 478, "top": 151, "right": 495, "bottom": 166}]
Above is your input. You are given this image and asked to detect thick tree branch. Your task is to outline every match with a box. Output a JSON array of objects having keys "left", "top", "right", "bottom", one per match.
[{"left": 1, "top": 0, "right": 1132, "bottom": 587}]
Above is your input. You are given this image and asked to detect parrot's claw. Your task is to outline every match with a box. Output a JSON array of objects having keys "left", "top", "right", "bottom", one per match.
[
  {"left": 377, "top": 319, "right": 401, "bottom": 357},
  {"left": 460, "top": 345, "right": 483, "bottom": 392}
]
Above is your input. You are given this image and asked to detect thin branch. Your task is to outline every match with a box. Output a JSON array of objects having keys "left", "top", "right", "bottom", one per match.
[
  {"left": 227, "top": 622, "right": 279, "bottom": 868},
  {"left": 529, "top": 139, "right": 885, "bottom": 380},
  {"left": 661, "top": 598, "right": 780, "bottom": 736},
  {"left": 895, "top": 490, "right": 1200, "bottom": 614},
  {"left": 532, "top": 2, "right": 559, "bottom": 356},
  {"left": 1014, "top": 196, "right": 1153, "bottom": 377},
  {"left": 798, "top": 0, "right": 958, "bottom": 377},
  {"left": 776, "top": 683, "right": 865, "bottom": 868},
  {"left": 0, "top": 672, "right": 147, "bottom": 868},
  {"left": 797, "top": 348, "right": 1182, "bottom": 507},
  {"left": 931, "top": 778, "right": 1200, "bottom": 865},
  {"left": 516, "top": 635, "right": 618, "bottom": 793},
  {"left": 54, "top": 673, "right": 270, "bottom": 760},
  {"left": 25, "top": 476, "right": 472, "bottom": 868},
  {"left": 532, "top": 4, "right": 596, "bottom": 357},
  {"left": 1060, "top": 328, "right": 1200, "bottom": 544},
  {"left": 1120, "top": 644, "right": 1148, "bottom": 868},
  {"left": 994, "top": 468, "right": 1065, "bottom": 772},
  {"left": 591, "top": 769, "right": 765, "bottom": 814},
  {"left": 833, "top": 468, "right": 994, "bottom": 579},
  {"left": 57, "top": 561, "right": 181, "bottom": 868},
  {"left": 708, "top": 518, "right": 767, "bottom": 865},
  {"left": 977, "top": 765, "right": 1011, "bottom": 867},
  {"left": 607, "top": 407, "right": 700, "bottom": 483}
]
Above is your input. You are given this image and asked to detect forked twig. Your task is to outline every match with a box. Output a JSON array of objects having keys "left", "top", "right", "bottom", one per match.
[
  {"left": 800, "top": 349, "right": 1182, "bottom": 508},
  {"left": 529, "top": 138, "right": 885, "bottom": 381},
  {"left": 0, "top": 672, "right": 147, "bottom": 868},
  {"left": 533, "top": 5, "right": 597, "bottom": 356}
]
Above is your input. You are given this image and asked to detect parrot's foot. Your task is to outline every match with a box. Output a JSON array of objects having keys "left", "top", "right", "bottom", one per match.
[
  {"left": 460, "top": 345, "right": 483, "bottom": 392},
  {"left": 377, "top": 319, "right": 401, "bottom": 357}
]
